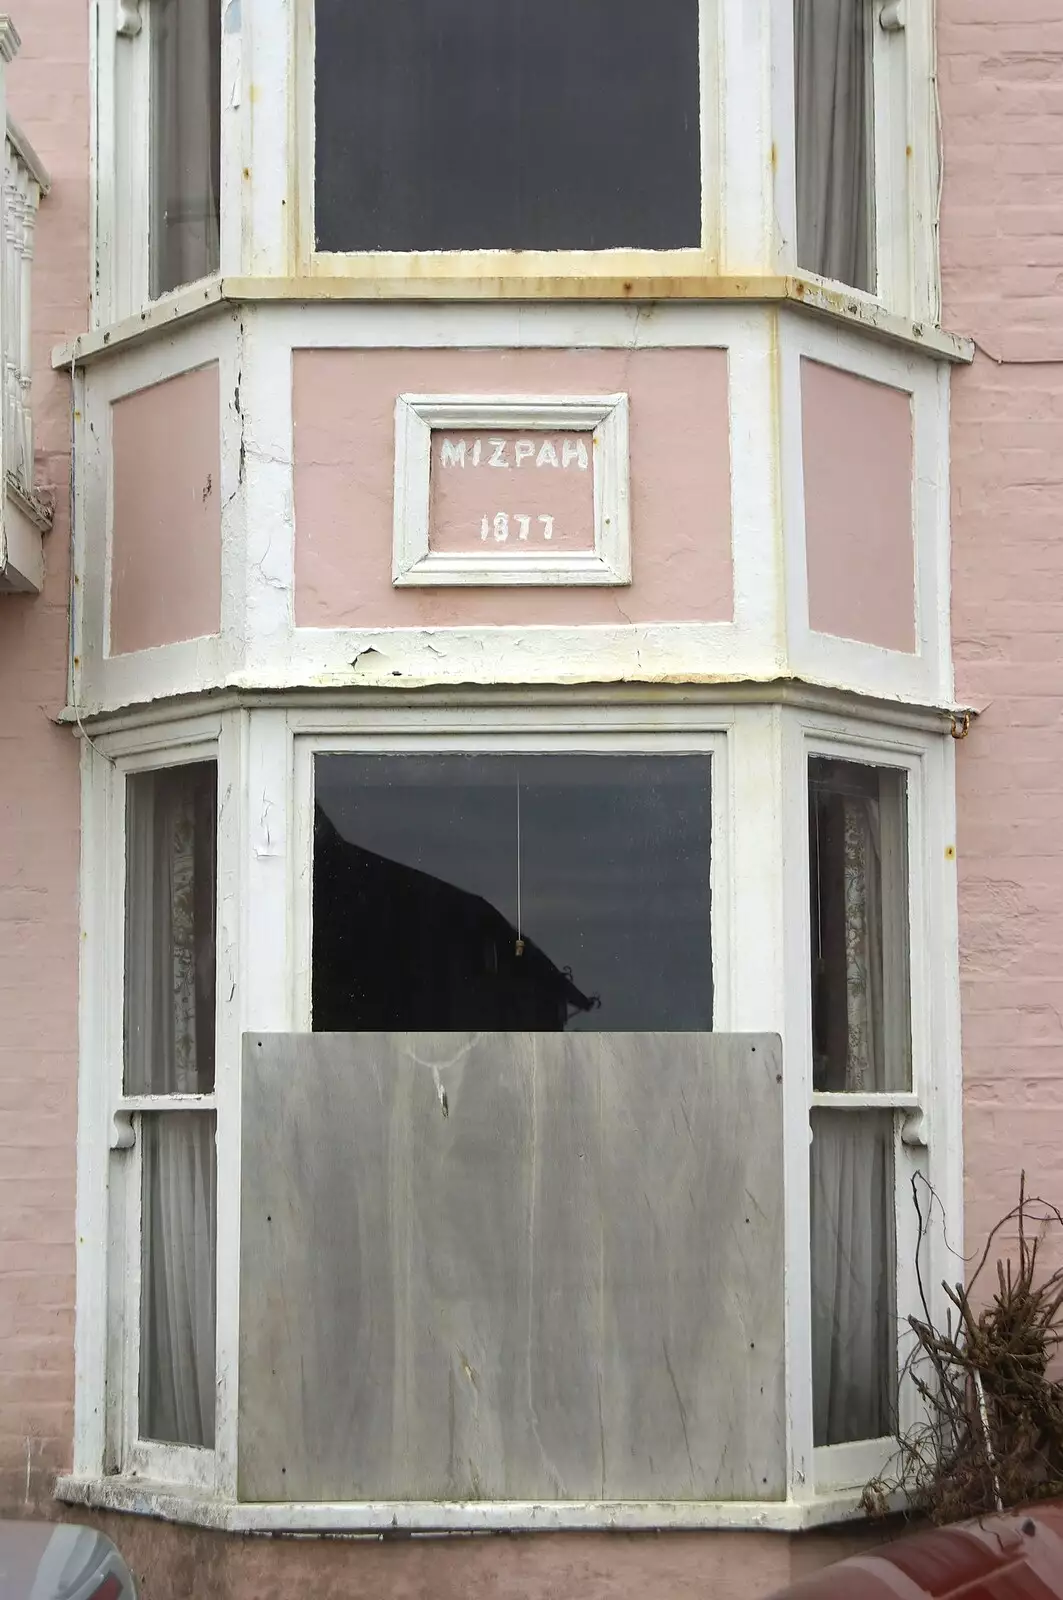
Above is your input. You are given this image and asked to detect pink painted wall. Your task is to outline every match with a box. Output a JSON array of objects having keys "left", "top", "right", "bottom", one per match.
[
  {"left": 293, "top": 348, "right": 733, "bottom": 628},
  {"left": 76, "top": 1511, "right": 881, "bottom": 1600},
  {"left": 0, "top": 0, "right": 86, "bottom": 1513},
  {"left": 801, "top": 360, "right": 916, "bottom": 654},
  {"left": 108, "top": 365, "right": 222, "bottom": 655},
  {"left": 941, "top": 4, "right": 1063, "bottom": 1255}
]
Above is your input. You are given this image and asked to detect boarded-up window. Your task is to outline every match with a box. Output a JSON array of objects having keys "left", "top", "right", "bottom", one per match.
[
  {"left": 313, "top": 0, "right": 704, "bottom": 253},
  {"left": 239, "top": 1031, "right": 786, "bottom": 1503}
]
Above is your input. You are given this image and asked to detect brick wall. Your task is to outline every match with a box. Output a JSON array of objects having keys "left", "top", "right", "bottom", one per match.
[
  {"left": 940, "top": 5, "right": 1063, "bottom": 1250},
  {"left": 0, "top": 0, "right": 88, "bottom": 1510}
]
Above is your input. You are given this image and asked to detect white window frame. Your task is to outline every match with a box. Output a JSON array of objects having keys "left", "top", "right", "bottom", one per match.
[
  {"left": 288, "top": 713, "right": 730, "bottom": 1036},
  {"left": 780, "top": 708, "right": 961, "bottom": 1497},
  {"left": 70, "top": 695, "right": 961, "bottom": 1527},
  {"left": 778, "top": 0, "right": 939, "bottom": 323},
  {"left": 75, "top": 712, "right": 236, "bottom": 1494},
  {"left": 110, "top": 734, "right": 221, "bottom": 1490},
  {"left": 92, "top": 0, "right": 229, "bottom": 327},
  {"left": 294, "top": 0, "right": 723, "bottom": 286}
]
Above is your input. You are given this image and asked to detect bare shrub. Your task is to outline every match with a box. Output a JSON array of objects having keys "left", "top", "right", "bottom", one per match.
[{"left": 865, "top": 1175, "right": 1063, "bottom": 1525}]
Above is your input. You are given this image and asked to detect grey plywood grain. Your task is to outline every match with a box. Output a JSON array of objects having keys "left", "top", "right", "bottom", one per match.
[{"left": 238, "top": 1033, "right": 785, "bottom": 1504}]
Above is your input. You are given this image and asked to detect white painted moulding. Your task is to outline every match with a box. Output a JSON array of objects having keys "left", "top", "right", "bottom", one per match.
[
  {"left": 53, "top": 1477, "right": 880, "bottom": 1534},
  {"left": 392, "top": 393, "right": 631, "bottom": 588}
]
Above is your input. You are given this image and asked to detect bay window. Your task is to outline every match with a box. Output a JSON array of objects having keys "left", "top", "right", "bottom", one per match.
[
  {"left": 95, "top": 0, "right": 935, "bottom": 322},
  {"left": 68, "top": 699, "right": 958, "bottom": 1526}
]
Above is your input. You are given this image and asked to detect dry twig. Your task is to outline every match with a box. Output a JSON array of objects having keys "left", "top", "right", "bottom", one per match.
[{"left": 865, "top": 1174, "right": 1063, "bottom": 1525}]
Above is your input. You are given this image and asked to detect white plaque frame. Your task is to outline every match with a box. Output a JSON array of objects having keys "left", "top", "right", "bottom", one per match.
[{"left": 392, "top": 393, "right": 631, "bottom": 587}]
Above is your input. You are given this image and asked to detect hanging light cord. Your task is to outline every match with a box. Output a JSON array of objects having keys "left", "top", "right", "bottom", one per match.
[{"left": 515, "top": 780, "right": 524, "bottom": 956}]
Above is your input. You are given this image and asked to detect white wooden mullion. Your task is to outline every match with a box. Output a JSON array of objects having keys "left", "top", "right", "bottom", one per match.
[
  {"left": 872, "top": 0, "right": 913, "bottom": 315},
  {"left": 118, "top": 1093, "right": 218, "bottom": 1114},
  {"left": 720, "top": 0, "right": 775, "bottom": 274}
]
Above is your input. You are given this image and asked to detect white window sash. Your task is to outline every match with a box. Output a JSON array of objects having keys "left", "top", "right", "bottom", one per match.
[
  {"left": 789, "top": 719, "right": 959, "bottom": 1499},
  {"left": 94, "top": 0, "right": 227, "bottom": 326},
  {"left": 777, "top": 0, "right": 937, "bottom": 321}
]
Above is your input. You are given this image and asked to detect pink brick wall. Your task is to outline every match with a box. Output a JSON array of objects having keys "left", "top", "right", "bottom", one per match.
[
  {"left": 0, "top": 0, "right": 87, "bottom": 1511},
  {"left": 940, "top": 5, "right": 1063, "bottom": 1251}
]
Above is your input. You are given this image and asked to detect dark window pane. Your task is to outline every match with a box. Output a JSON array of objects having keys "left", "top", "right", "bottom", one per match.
[
  {"left": 151, "top": 0, "right": 221, "bottom": 297},
  {"left": 314, "top": 0, "right": 703, "bottom": 253},
  {"left": 809, "top": 758, "right": 910, "bottom": 1093},
  {"left": 140, "top": 1111, "right": 217, "bottom": 1447},
  {"left": 811, "top": 1107, "right": 896, "bottom": 1445},
  {"left": 794, "top": 0, "right": 874, "bottom": 291},
  {"left": 125, "top": 763, "right": 217, "bottom": 1095},
  {"left": 312, "top": 754, "right": 712, "bottom": 1031}
]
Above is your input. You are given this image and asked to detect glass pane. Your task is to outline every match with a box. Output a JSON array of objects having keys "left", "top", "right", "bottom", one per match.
[
  {"left": 809, "top": 757, "right": 910, "bottom": 1093},
  {"left": 125, "top": 763, "right": 217, "bottom": 1096},
  {"left": 811, "top": 1108, "right": 897, "bottom": 1445},
  {"left": 151, "top": 0, "right": 221, "bottom": 297},
  {"left": 314, "top": 0, "right": 702, "bottom": 253},
  {"left": 794, "top": 0, "right": 875, "bottom": 292},
  {"left": 140, "top": 1111, "right": 217, "bottom": 1447},
  {"left": 313, "top": 754, "right": 712, "bottom": 1031}
]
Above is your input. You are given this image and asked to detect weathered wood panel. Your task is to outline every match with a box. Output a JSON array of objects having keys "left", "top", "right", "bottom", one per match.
[{"left": 238, "top": 1033, "right": 785, "bottom": 1503}]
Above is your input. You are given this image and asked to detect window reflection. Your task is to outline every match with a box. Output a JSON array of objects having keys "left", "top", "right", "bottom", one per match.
[{"left": 312, "top": 754, "right": 712, "bottom": 1032}]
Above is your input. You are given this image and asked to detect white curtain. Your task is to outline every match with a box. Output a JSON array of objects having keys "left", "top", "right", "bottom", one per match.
[
  {"left": 151, "top": 0, "right": 221, "bottom": 298},
  {"left": 126, "top": 767, "right": 217, "bottom": 1449},
  {"left": 811, "top": 1109, "right": 895, "bottom": 1446},
  {"left": 794, "top": 0, "right": 873, "bottom": 291},
  {"left": 141, "top": 1113, "right": 217, "bottom": 1448}
]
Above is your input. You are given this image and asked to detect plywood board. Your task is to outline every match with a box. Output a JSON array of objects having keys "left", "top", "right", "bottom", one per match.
[{"left": 238, "top": 1033, "right": 785, "bottom": 1503}]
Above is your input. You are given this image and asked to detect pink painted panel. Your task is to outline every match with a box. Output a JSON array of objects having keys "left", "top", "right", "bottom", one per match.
[
  {"left": 801, "top": 359, "right": 915, "bottom": 654},
  {"left": 109, "top": 364, "right": 222, "bottom": 655},
  {"left": 78, "top": 1514, "right": 881, "bottom": 1599},
  {"left": 294, "top": 349, "right": 732, "bottom": 627},
  {"left": 430, "top": 430, "right": 595, "bottom": 553}
]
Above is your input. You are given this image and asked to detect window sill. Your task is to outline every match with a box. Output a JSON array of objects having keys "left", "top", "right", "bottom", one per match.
[
  {"left": 55, "top": 1475, "right": 879, "bottom": 1535},
  {"left": 53, "top": 274, "right": 974, "bottom": 371}
]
